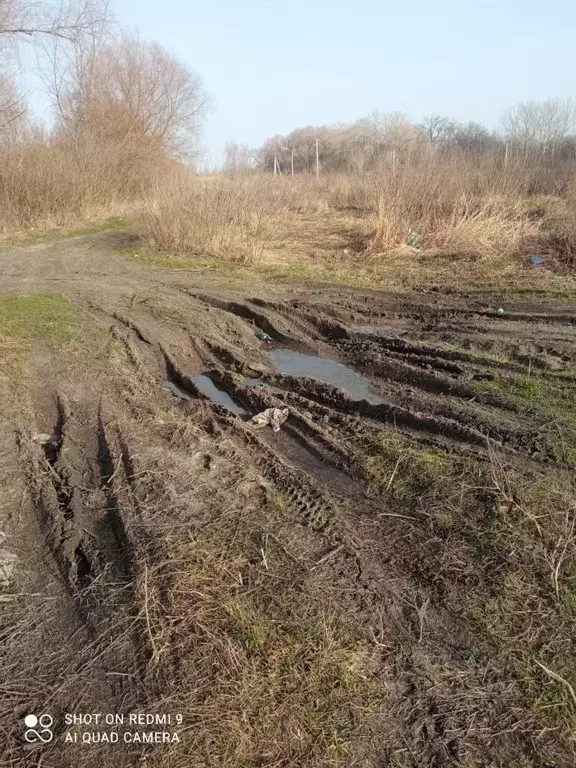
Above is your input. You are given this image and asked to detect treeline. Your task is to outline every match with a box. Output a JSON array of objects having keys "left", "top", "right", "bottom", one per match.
[{"left": 225, "top": 99, "right": 576, "bottom": 174}]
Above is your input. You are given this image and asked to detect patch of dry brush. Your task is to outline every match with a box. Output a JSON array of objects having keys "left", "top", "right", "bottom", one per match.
[{"left": 137, "top": 154, "right": 576, "bottom": 268}]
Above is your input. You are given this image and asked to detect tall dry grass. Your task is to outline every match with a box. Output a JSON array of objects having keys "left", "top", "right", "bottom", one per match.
[
  {"left": 137, "top": 152, "right": 576, "bottom": 265},
  {"left": 137, "top": 174, "right": 314, "bottom": 261},
  {"left": 4, "top": 134, "right": 575, "bottom": 267},
  {"left": 0, "top": 134, "right": 170, "bottom": 231},
  {"left": 361, "top": 153, "right": 573, "bottom": 257}
]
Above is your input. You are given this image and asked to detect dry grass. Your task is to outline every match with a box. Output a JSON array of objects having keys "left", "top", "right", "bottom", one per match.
[
  {"left": 141, "top": 537, "right": 379, "bottom": 768},
  {"left": 136, "top": 174, "right": 329, "bottom": 262},
  {"left": 136, "top": 154, "right": 576, "bottom": 271},
  {"left": 119, "top": 427, "right": 386, "bottom": 768},
  {"left": 0, "top": 135, "right": 169, "bottom": 232},
  {"left": 4, "top": 133, "right": 576, "bottom": 273}
]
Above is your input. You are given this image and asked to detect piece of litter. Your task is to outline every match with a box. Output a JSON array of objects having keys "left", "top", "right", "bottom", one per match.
[
  {"left": 32, "top": 433, "right": 53, "bottom": 445},
  {"left": 256, "top": 332, "right": 274, "bottom": 343},
  {"left": 496, "top": 307, "right": 505, "bottom": 316},
  {"left": 530, "top": 255, "right": 545, "bottom": 265},
  {"left": 250, "top": 407, "right": 289, "bottom": 432},
  {"left": 0, "top": 550, "right": 17, "bottom": 587},
  {"left": 407, "top": 230, "right": 420, "bottom": 248}
]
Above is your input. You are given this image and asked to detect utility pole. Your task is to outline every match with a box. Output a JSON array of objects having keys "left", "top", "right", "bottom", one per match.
[
  {"left": 504, "top": 143, "right": 509, "bottom": 169},
  {"left": 315, "top": 138, "right": 320, "bottom": 178},
  {"left": 274, "top": 153, "right": 277, "bottom": 176},
  {"left": 291, "top": 149, "right": 294, "bottom": 177}
]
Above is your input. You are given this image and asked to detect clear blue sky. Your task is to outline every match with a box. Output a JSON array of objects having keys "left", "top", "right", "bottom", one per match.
[{"left": 114, "top": 0, "right": 576, "bottom": 164}]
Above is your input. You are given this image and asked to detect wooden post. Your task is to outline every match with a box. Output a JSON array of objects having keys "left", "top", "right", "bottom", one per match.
[
  {"left": 291, "top": 149, "right": 294, "bottom": 177},
  {"left": 504, "top": 143, "right": 509, "bottom": 168},
  {"left": 315, "top": 138, "right": 320, "bottom": 178}
]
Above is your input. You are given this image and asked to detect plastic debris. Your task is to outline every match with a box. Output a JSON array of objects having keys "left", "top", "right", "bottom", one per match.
[
  {"left": 256, "top": 331, "right": 274, "bottom": 343},
  {"left": 32, "top": 432, "right": 61, "bottom": 455},
  {"left": 32, "top": 433, "right": 53, "bottom": 445},
  {"left": 496, "top": 307, "right": 505, "bottom": 316},
  {"left": 0, "top": 550, "right": 17, "bottom": 587},
  {"left": 530, "top": 255, "right": 545, "bottom": 265},
  {"left": 407, "top": 231, "right": 420, "bottom": 248},
  {"left": 250, "top": 407, "right": 289, "bottom": 432}
]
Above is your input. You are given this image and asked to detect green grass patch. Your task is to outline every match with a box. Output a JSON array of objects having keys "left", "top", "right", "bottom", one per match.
[
  {"left": 437, "top": 342, "right": 513, "bottom": 365},
  {"left": 123, "top": 246, "right": 407, "bottom": 291},
  {"left": 0, "top": 292, "right": 85, "bottom": 416},
  {"left": 0, "top": 292, "right": 82, "bottom": 346},
  {"left": 361, "top": 432, "right": 461, "bottom": 502},
  {"left": 516, "top": 376, "right": 543, "bottom": 397}
]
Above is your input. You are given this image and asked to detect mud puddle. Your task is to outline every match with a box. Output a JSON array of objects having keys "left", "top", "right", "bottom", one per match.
[
  {"left": 194, "top": 374, "right": 247, "bottom": 416},
  {"left": 164, "top": 374, "right": 248, "bottom": 415},
  {"left": 266, "top": 349, "right": 384, "bottom": 404}
]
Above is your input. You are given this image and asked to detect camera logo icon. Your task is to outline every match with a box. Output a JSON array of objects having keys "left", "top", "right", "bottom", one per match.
[{"left": 24, "top": 714, "right": 54, "bottom": 744}]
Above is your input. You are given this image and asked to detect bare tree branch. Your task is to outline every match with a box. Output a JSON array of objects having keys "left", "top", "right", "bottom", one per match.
[{"left": 0, "top": 0, "right": 111, "bottom": 42}]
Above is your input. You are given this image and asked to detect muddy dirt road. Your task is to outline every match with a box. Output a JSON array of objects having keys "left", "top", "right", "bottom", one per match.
[{"left": 1, "top": 231, "right": 575, "bottom": 767}]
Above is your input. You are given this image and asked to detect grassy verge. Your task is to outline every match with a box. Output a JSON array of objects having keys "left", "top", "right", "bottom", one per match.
[
  {"left": 125, "top": 242, "right": 576, "bottom": 297},
  {"left": 343, "top": 424, "right": 576, "bottom": 757}
]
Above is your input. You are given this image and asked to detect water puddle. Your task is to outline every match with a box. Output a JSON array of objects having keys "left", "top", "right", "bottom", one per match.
[
  {"left": 164, "top": 375, "right": 247, "bottom": 415},
  {"left": 193, "top": 374, "right": 247, "bottom": 416},
  {"left": 265, "top": 349, "right": 384, "bottom": 404}
]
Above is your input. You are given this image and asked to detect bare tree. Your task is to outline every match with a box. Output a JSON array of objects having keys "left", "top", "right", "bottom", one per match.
[
  {"left": 502, "top": 98, "right": 575, "bottom": 153},
  {"left": 420, "top": 114, "right": 454, "bottom": 145},
  {"left": 224, "top": 140, "right": 253, "bottom": 173},
  {"left": 451, "top": 121, "right": 496, "bottom": 153},
  {"left": 0, "top": 72, "right": 25, "bottom": 128},
  {"left": 57, "top": 35, "right": 210, "bottom": 159},
  {"left": 0, "top": 0, "right": 111, "bottom": 135}
]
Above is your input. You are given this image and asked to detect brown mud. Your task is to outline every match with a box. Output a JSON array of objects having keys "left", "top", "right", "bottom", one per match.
[{"left": 0, "top": 231, "right": 575, "bottom": 767}]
